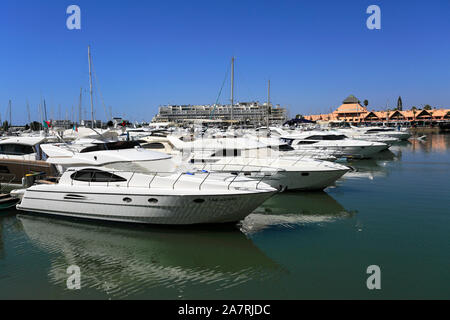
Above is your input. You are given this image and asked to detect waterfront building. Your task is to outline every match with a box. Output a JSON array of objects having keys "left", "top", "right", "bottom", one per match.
[
  {"left": 152, "top": 102, "right": 287, "bottom": 126},
  {"left": 304, "top": 95, "right": 450, "bottom": 125}
]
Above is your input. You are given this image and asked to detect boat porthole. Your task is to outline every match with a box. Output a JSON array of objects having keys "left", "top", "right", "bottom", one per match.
[
  {"left": 302, "top": 172, "right": 310, "bottom": 176},
  {"left": 193, "top": 198, "right": 205, "bottom": 204},
  {"left": 148, "top": 198, "right": 158, "bottom": 203},
  {"left": 94, "top": 156, "right": 98, "bottom": 160},
  {"left": 123, "top": 197, "right": 132, "bottom": 203}
]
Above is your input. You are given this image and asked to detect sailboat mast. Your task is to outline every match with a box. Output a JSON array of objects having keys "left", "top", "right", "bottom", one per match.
[
  {"left": 88, "top": 46, "right": 94, "bottom": 129},
  {"left": 78, "top": 87, "right": 82, "bottom": 125},
  {"left": 26, "top": 101, "right": 31, "bottom": 124},
  {"left": 267, "top": 79, "right": 270, "bottom": 128},
  {"left": 43, "top": 99, "right": 48, "bottom": 122},
  {"left": 230, "top": 57, "right": 234, "bottom": 123},
  {"left": 8, "top": 100, "right": 12, "bottom": 127}
]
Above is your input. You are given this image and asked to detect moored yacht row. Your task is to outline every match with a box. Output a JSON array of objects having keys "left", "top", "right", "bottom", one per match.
[{"left": 1, "top": 124, "right": 410, "bottom": 225}]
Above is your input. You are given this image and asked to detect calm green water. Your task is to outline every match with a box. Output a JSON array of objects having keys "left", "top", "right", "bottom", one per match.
[{"left": 1, "top": 133, "right": 449, "bottom": 299}]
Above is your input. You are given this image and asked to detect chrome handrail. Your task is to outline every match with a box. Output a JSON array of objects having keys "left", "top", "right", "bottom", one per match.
[
  {"left": 64, "top": 168, "right": 274, "bottom": 191},
  {"left": 198, "top": 172, "right": 211, "bottom": 190}
]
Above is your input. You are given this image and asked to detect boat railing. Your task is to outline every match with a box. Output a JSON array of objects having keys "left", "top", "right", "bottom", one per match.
[
  {"left": 197, "top": 158, "right": 284, "bottom": 174},
  {"left": 68, "top": 168, "right": 273, "bottom": 191}
]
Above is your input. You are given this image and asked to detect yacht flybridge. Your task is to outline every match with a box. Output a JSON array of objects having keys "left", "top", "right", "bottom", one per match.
[{"left": 40, "top": 140, "right": 177, "bottom": 174}]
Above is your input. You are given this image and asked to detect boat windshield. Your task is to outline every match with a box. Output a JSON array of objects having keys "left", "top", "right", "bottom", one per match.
[
  {"left": 0, "top": 144, "right": 35, "bottom": 155},
  {"left": 80, "top": 141, "right": 141, "bottom": 153},
  {"left": 305, "top": 135, "right": 347, "bottom": 140},
  {"left": 104, "top": 158, "right": 177, "bottom": 174}
]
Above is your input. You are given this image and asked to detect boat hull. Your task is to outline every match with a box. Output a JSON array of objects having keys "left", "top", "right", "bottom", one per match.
[
  {"left": 225, "top": 170, "right": 348, "bottom": 191},
  {"left": 294, "top": 144, "right": 388, "bottom": 159},
  {"left": 16, "top": 187, "right": 276, "bottom": 225}
]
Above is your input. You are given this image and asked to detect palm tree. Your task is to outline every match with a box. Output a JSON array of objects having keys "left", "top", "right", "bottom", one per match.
[
  {"left": 363, "top": 100, "right": 369, "bottom": 108},
  {"left": 412, "top": 108, "right": 417, "bottom": 121}
]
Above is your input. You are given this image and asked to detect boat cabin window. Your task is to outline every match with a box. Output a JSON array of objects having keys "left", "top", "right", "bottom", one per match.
[
  {"left": 211, "top": 149, "right": 241, "bottom": 157},
  {"left": 80, "top": 141, "right": 141, "bottom": 153},
  {"left": 272, "top": 144, "right": 294, "bottom": 151},
  {"left": 305, "top": 135, "right": 346, "bottom": 140},
  {"left": 71, "top": 169, "right": 127, "bottom": 183},
  {"left": 141, "top": 142, "right": 165, "bottom": 149},
  {"left": 297, "top": 140, "right": 319, "bottom": 145},
  {"left": 0, "top": 144, "right": 35, "bottom": 155},
  {"left": 281, "top": 138, "right": 294, "bottom": 145},
  {"left": 366, "top": 128, "right": 389, "bottom": 133}
]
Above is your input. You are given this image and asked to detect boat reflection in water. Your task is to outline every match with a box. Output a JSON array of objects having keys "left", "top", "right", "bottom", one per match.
[
  {"left": 342, "top": 149, "right": 399, "bottom": 180},
  {"left": 242, "top": 191, "right": 356, "bottom": 233},
  {"left": 17, "top": 214, "right": 280, "bottom": 298}
]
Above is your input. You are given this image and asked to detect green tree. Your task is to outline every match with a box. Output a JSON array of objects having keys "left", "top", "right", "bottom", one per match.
[
  {"left": 2, "top": 121, "right": 9, "bottom": 131},
  {"left": 363, "top": 100, "right": 369, "bottom": 107},
  {"left": 295, "top": 114, "right": 303, "bottom": 119},
  {"left": 424, "top": 105, "right": 432, "bottom": 110},
  {"left": 30, "top": 121, "right": 42, "bottom": 131},
  {"left": 106, "top": 120, "right": 114, "bottom": 127}
]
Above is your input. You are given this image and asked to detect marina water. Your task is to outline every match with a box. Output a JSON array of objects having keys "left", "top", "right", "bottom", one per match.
[{"left": 0, "top": 133, "right": 449, "bottom": 299}]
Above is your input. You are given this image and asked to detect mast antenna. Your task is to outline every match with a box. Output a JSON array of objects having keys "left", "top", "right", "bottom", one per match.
[
  {"left": 88, "top": 45, "right": 94, "bottom": 128},
  {"left": 230, "top": 57, "right": 234, "bottom": 124}
]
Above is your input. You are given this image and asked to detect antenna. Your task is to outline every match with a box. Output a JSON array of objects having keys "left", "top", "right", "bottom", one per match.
[
  {"left": 78, "top": 87, "right": 83, "bottom": 125},
  {"left": 230, "top": 57, "right": 234, "bottom": 123},
  {"left": 43, "top": 99, "right": 48, "bottom": 122},
  {"left": 88, "top": 46, "right": 94, "bottom": 128},
  {"left": 267, "top": 79, "right": 271, "bottom": 128},
  {"left": 8, "top": 100, "right": 12, "bottom": 127}
]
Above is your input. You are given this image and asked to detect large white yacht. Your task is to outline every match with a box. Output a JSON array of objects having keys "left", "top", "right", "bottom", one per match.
[
  {"left": 334, "top": 128, "right": 400, "bottom": 144},
  {"left": 279, "top": 131, "right": 389, "bottom": 159},
  {"left": 15, "top": 165, "right": 276, "bottom": 225},
  {"left": 349, "top": 127, "right": 411, "bottom": 141},
  {"left": 141, "top": 136, "right": 350, "bottom": 191}
]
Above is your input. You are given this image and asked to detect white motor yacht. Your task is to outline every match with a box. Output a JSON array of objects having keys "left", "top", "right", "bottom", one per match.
[
  {"left": 0, "top": 136, "right": 57, "bottom": 185},
  {"left": 143, "top": 136, "right": 350, "bottom": 191},
  {"left": 15, "top": 165, "right": 276, "bottom": 225},
  {"left": 280, "top": 131, "right": 389, "bottom": 159},
  {"left": 350, "top": 127, "right": 411, "bottom": 141}
]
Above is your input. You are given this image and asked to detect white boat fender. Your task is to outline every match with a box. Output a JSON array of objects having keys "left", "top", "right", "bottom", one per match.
[{"left": 10, "top": 188, "right": 26, "bottom": 200}]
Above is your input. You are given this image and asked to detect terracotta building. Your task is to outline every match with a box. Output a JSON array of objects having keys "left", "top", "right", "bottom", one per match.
[{"left": 304, "top": 95, "right": 450, "bottom": 124}]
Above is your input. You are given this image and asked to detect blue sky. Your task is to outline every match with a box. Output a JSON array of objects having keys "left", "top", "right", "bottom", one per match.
[{"left": 1, "top": 0, "right": 449, "bottom": 124}]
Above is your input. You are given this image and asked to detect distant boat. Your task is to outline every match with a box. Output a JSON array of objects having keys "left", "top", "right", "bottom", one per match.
[
  {"left": 0, "top": 136, "right": 57, "bottom": 187},
  {"left": 0, "top": 193, "right": 20, "bottom": 210}
]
